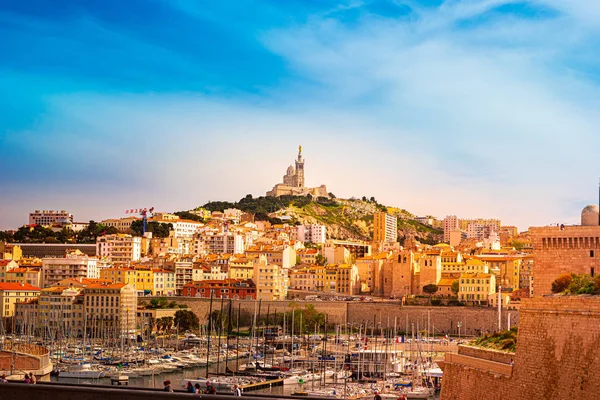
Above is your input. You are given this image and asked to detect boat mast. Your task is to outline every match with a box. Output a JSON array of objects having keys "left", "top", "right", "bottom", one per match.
[
  {"left": 205, "top": 290, "right": 214, "bottom": 379},
  {"left": 225, "top": 298, "right": 232, "bottom": 373},
  {"left": 235, "top": 303, "right": 241, "bottom": 374},
  {"left": 290, "top": 308, "right": 295, "bottom": 371},
  {"left": 216, "top": 295, "right": 225, "bottom": 374}
]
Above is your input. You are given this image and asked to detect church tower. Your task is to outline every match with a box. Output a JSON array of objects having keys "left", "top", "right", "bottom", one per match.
[{"left": 295, "top": 145, "right": 305, "bottom": 188}]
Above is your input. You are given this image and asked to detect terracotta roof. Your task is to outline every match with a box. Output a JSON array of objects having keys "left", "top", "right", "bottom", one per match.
[
  {"left": 0, "top": 283, "right": 41, "bottom": 291},
  {"left": 437, "top": 278, "right": 457, "bottom": 286},
  {"left": 84, "top": 282, "right": 128, "bottom": 289}
]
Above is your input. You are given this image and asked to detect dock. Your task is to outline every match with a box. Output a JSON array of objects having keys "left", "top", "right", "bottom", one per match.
[{"left": 241, "top": 378, "right": 284, "bottom": 392}]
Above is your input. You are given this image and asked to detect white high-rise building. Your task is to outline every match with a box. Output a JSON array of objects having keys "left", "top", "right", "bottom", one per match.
[{"left": 297, "top": 224, "right": 327, "bottom": 244}]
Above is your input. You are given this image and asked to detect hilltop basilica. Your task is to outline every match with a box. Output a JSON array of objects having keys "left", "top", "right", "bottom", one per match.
[{"left": 266, "top": 146, "right": 329, "bottom": 197}]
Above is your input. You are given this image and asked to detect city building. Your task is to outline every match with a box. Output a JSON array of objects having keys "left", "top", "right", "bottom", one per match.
[
  {"left": 297, "top": 224, "right": 327, "bottom": 244},
  {"left": 0, "top": 243, "right": 22, "bottom": 261},
  {"left": 0, "top": 259, "right": 19, "bottom": 282},
  {"left": 266, "top": 146, "right": 328, "bottom": 197},
  {"left": 29, "top": 210, "right": 73, "bottom": 226},
  {"left": 326, "top": 240, "right": 372, "bottom": 260},
  {"left": 467, "top": 221, "right": 501, "bottom": 240},
  {"left": 245, "top": 244, "right": 296, "bottom": 269},
  {"left": 336, "top": 264, "right": 360, "bottom": 295},
  {"left": 253, "top": 258, "right": 288, "bottom": 300},
  {"left": 458, "top": 273, "right": 496, "bottom": 305},
  {"left": 99, "top": 268, "right": 137, "bottom": 286},
  {"left": 373, "top": 212, "right": 397, "bottom": 243},
  {"left": 224, "top": 208, "right": 243, "bottom": 224},
  {"left": 96, "top": 234, "right": 142, "bottom": 265},
  {"left": 15, "top": 243, "right": 97, "bottom": 258},
  {"left": 443, "top": 215, "right": 459, "bottom": 243},
  {"left": 228, "top": 257, "right": 255, "bottom": 280},
  {"left": 5, "top": 267, "right": 42, "bottom": 288},
  {"left": 134, "top": 268, "right": 154, "bottom": 296},
  {"left": 174, "top": 261, "right": 194, "bottom": 294},
  {"left": 296, "top": 248, "right": 318, "bottom": 264},
  {"left": 100, "top": 217, "right": 139, "bottom": 232},
  {"left": 289, "top": 265, "right": 315, "bottom": 291},
  {"left": 83, "top": 283, "right": 137, "bottom": 336},
  {"left": 152, "top": 269, "right": 176, "bottom": 296},
  {"left": 200, "top": 232, "right": 245, "bottom": 254},
  {"left": 0, "top": 283, "right": 41, "bottom": 317},
  {"left": 42, "top": 253, "right": 99, "bottom": 287},
  {"left": 182, "top": 279, "right": 256, "bottom": 299},
  {"left": 37, "top": 286, "right": 84, "bottom": 335}
]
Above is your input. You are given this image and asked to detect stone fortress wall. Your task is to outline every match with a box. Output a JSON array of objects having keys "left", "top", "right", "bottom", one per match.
[
  {"left": 530, "top": 225, "right": 600, "bottom": 296},
  {"left": 145, "top": 297, "right": 517, "bottom": 335},
  {"left": 440, "top": 296, "right": 600, "bottom": 400}
]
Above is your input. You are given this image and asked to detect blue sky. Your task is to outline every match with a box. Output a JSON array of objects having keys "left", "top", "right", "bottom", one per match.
[{"left": 2, "top": 0, "right": 600, "bottom": 230}]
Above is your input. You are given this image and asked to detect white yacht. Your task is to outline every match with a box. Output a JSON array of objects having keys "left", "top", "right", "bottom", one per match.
[{"left": 58, "top": 363, "right": 105, "bottom": 379}]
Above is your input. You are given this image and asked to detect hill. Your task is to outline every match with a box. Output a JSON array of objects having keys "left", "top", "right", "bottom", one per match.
[{"left": 195, "top": 195, "right": 443, "bottom": 245}]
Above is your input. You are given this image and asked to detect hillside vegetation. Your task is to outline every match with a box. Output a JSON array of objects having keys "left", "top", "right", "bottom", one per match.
[{"left": 197, "top": 195, "right": 443, "bottom": 245}]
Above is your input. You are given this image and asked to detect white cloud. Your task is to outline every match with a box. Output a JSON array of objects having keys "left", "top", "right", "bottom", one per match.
[{"left": 3, "top": 0, "right": 600, "bottom": 231}]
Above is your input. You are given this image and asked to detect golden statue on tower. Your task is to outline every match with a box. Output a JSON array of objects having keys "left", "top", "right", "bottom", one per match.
[{"left": 299, "top": 145, "right": 302, "bottom": 154}]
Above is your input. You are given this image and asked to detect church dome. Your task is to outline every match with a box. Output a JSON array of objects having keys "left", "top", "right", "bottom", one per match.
[
  {"left": 286, "top": 165, "right": 295, "bottom": 176},
  {"left": 581, "top": 204, "right": 600, "bottom": 226}
]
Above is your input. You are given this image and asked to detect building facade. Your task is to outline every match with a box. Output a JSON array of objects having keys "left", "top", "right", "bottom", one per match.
[
  {"left": 96, "top": 234, "right": 142, "bottom": 265},
  {"left": 0, "top": 283, "right": 41, "bottom": 317},
  {"left": 83, "top": 283, "right": 137, "bottom": 336},
  {"left": 29, "top": 210, "right": 73, "bottom": 226},
  {"left": 42, "top": 254, "right": 99, "bottom": 287},
  {"left": 297, "top": 224, "right": 327, "bottom": 244},
  {"left": 182, "top": 279, "right": 256, "bottom": 299},
  {"left": 373, "top": 212, "right": 397, "bottom": 243}
]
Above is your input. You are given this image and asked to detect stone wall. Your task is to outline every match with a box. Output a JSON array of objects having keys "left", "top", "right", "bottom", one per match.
[
  {"left": 143, "top": 297, "right": 517, "bottom": 335},
  {"left": 530, "top": 225, "right": 600, "bottom": 296},
  {"left": 456, "top": 345, "right": 513, "bottom": 365},
  {"left": 440, "top": 296, "right": 600, "bottom": 400}
]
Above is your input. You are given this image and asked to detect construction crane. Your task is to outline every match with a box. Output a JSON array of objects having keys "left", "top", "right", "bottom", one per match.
[{"left": 125, "top": 207, "right": 155, "bottom": 235}]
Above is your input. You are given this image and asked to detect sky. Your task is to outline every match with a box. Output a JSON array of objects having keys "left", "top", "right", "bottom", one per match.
[{"left": 2, "top": 0, "right": 600, "bottom": 231}]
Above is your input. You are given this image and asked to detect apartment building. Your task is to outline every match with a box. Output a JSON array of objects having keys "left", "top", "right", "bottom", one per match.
[
  {"left": 443, "top": 215, "right": 459, "bottom": 243},
  {"left": 253, "top": 258, "right": 288, "bottom": 301},
  {"left": 458, "top": 273, "right": 497, "bottom": 305},
  {"left": 0, "top": 283, "right": 41, "bottom": 317},
  {"left": 99, "top": 268, "right": 137, "bottom": 286},
  {"left": 200, "top": 233, "right": 245, "bottom": 254},
  {"left": 42, "top": 254, "right": 99, "bottom": 287},
  {"left": 152, "top": 269, "right": 176, "bottom": 296},
  {"left": 96, "top": 234, "right": 142, "bottom": 265},
  {"left": 373, "top": 212, "right": 397, "bottom": 243},
  {"left": 37, "top": 286, "right": 84, "bottom": 333},
  {"left": 29, "top": 210, "right": 73, "bottom": 226},
  {"left": 83, "top": 283, "right": 137, "bottom": 336},
  {"left": 182, "top": 279, "right": 256, "bottom": 299},
  {"left": 297, "top": 224, "right": 327, "bottom": 244}
]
